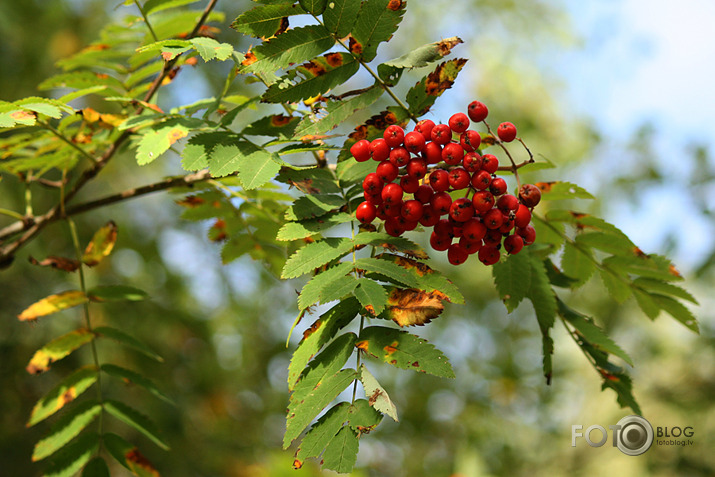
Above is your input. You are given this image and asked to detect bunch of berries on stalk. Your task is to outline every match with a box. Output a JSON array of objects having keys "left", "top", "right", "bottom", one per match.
[{"left": 351, "top": 100, "right": 541, "bottom": 266}]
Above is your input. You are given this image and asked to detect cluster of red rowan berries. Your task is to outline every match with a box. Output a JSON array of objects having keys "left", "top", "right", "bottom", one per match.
[{"left": 351, "top": 101, "right": 541, "bottom": 266}]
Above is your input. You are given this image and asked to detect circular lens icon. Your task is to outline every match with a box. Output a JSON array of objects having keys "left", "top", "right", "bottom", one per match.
[{"left": 616, "top": 415, "right": 653, "bottom": 456}]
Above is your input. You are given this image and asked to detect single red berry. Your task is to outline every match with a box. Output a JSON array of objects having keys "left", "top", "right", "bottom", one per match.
[
  {"left": 421, "top": 141, "right": 443, "bottom": 164},
  {"left": 483, "top": 229, "right": 503, "bottom": 246},
  {"left": 381, "top": 183, "right": 403, "bottom": 204},
  {"left": 450, "top": 221, "right": 465, "bottom": 238},
  {"left": 430, "top": 231, "right": 452, "bottom": 251},
  {"left": 415, "top": 119, "right": 435, "bottom": 139},
  {"left": 397, "top": 215, "right": 419, "bottom": 232},
  {"left": 496, "top": 194, "right": 519, "bottom": 214},
  {"left": 518, "top": 184, "right": 542, "bottom": 208},
  {"left": 431, "top": 124, "right": 452, "bottom": 145},
  {"left": 503, "top": 234, "right": 524, "bottom": 254},
  {"left": 442, "top": 143, "right": 465, "bottom": 166},
  {"left": 401, "top": 200, "right": 424, "bottom": 221},
  {"left": 363, "top": 172, "right": 383, "bottom": 194},
  {"left": 459, "top": 236, "right": 482, "bottom": 254},
  {"left": 382, "top": 201, "right": 402, "bottom": 217},
  {"left": 481, "top": 154, "right": 499, "bottom": 173},
  {"left": 489, "top": 177, "right": 507, "bottom": 196},
  {"left": 364, "top": 190, "right": 382, "bottom": 205},
  {"left": 414, "top": 184, "right": 434, "bottom": 204},
  {"left": 383, "top": 125, "right": 405, "bottom": 148},
  {"left": 449, "top": 197, "right": 474, "bottom": 222},
  {"left": 404, "top": 131, "right": 426, "bottom": 153},
  {"left": 462, "top": 218, "right": 487, "bottom": 242},
  {"left": 459, "top": 130, "right": 482, "bottom": 152},
  {"left": 467, "top": 100, "right": 489, "bottom": 122},
  {"left": 514, "top": 204, "right": 531, "bottom": 228},
  {"left": 448, "top": 167, "right": 471, "bottom": 190},
  {"left": 472, "top": 190, "right": 495, "bottom": 215},
  {"left": 429, "top": 169, "right": 450, "bottom": 192},
  {"left": 376, "top": 204, "right": 388, "bottom": 220},
  {"left": 448, "top": 113, "right": 470, "bottom": 134},
  {"left": 356, "top": 201, "right": 377, "bottom": 224},
  {"left": 431, "top": 191, "right": 453, "bottom": 215},
  {"left": 499, "top": 215, "right": 515, "bottom": 233},
  {"left": 399, "top": 175, "right": 420, "bottom": 194},
  {"left": 470, "top": 170, "right": 492, "bottom": 190},
  {"left": 389, "top": 147, "right": 410, "bottom": 167},
  {"left": 463, "top": 152, "right": 483, "bottom": 172},
  {"left": 350, "top": 139, "right": 371, "bottom": 162},
  {"left": 517, "top": 225, "right": 536, "bottom": 245},
  {"left": 419, "top": 205, "right": 440, "bottom": 227},
  {"left": 370, "top": 138, "right": 390, "bottom": 161},
  {"left": 376, "top": 160, "right": 399, "bottom": 183},
  {"left": 497, "top": 122, "right": 517, "bottom": 142},
  {"left": 478, "top": 245, "right": 500, "bottom": 265},
  {"left": 434, "top": 219, "right": 454, "bottom": 237},
  {"left": 448, "top": 243, "right": 469, "bottom": 265},
  {"left": 483, "top": 208, "right": 504, "bottom": 229},
  {"left": 385, "top": 217, "right": 405, "bottom": 237},
  {"left": 405, "top": 158, "right": 427, "bottom": 179}
]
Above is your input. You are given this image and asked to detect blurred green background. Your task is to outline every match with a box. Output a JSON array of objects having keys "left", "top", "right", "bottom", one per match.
[{"left": 1, "top": 1, "right": 712, "bottom": 476}]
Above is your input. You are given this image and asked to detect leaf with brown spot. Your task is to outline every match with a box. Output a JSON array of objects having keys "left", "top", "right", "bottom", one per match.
[
  {"left": 28, "top": 366, "right": 98, "bottom": 426},
  {"left": 27, "top": 329, "right": 95, "bottom": 374},
  {"left": 175, "top": 195, "right": 206, "bottom": 208},
  {"left": 359, "top": 364, "right": 398, "bottom": 421},
  {"left": 82, "top": 220, "right": 118, "bottom": 266},
  {"left": 104, "top": 433, "right": 160, "bottom": 476},
  {"left": 18, "top": 290, "right": 88, "bottom": 321},
  {"left": 241, "top": 51, "right": 257, "bottom": 66},
  {"left": 371, "top": 254, "right": 465, "bottom": 304},
  {"left": 28, "top": 255, "right": 80, "bottom": 272},
  {"left": 379, "top": 288, "right": 449, "bottom": 327},
  {"left": 406, "top": 58, "right": 468, "bottom": 116}
]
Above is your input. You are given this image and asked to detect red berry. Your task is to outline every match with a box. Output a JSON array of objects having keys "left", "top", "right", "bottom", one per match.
[
  {"left": 414, "top": 184, "right": 434, "bottom": 204},
  {"left": 497, "top": 122, "right": 517, "bottom": 142},
  {"left": 381, "top": 183, "right": 403, "bottom": 204},
  {"left": 376, "top": 204, "right": 388, "bottom": 220},
  {"left": 514, "top": 204, "right": 531, "bottom": 228},
  {"left": 415, "top": 119, "right": 435, "bottom": 139},
  {"left": 478, "top": 245, "right": 500, "bottom": 265},
  {"left": 449, "top": 197, "right": 474, "bottom": 222},
  {"left": 470, "top": 170, "right": 492, "bottom": 190},
  {"left": 450, "top": 220, "right": 465, "bottom": 238},
  {"left": 419, "top": 205, "right": 440, "bottom": 227},
  {"left": 356, "top": 201, "right": 377, "bottom": 224},
  {"left": 481, "top": 154, "right": 499, "bottom": 174},
  {"left": 483, "top": 229, "right": 503, "bottom": 246},
  {"left": 434, "top": 219, "right": 454, "bottom": 237},
  {"left": 518, "top": 184, "right": 542, "bottom": 208},
  {"left": 442, "top": 143, "right": 464, "bottom": 166},
  {"left": 517, "top": 225, "right": 536, "bottom": 245},
  {"left": 363, "top": 172, "right": 383, "bottom": 194},
  {"left": 462, "top": 218, "right": 487, "bottom": 242},
  {"left": 467, "top": 100, "right": 488, "bottom": 122},
  {"left": 496, "top": 194, "right": 519, "bottom": 214},
  {"left": 448, "top": 243, "right": 469, "bottom": 265},
  {"left": 448, "top": 167, "right": 471, "bottom": 190},
  {"left": 472, "top": 190, "right": 495, "bottom": 215},
  {"left": 459, "top": 130, "right": 482, "bottom": 152},
  {"left": 401, "top": 200, "right": 424, "bottom": 221},
  {"left": 364, "top": 190, "right": 382, "bottom": 204},
  {"left": 404, "top": 131, "right": 426, "bottom": 153},
  {"left": 459, "top": 236, "right": 482, "bottom": 254},
  {"left": 389, "top": 147, "right": 410, "bottom": 167},
  {"left": 430, "top": 231, "right": 452, "bottom": 251},
  {"left": 370, "top": 138, "right": 390, "bottom": 161},
  {"left": 448, "top": 113, "right": 470, "bottom": 134},
  {"left": 376, "top": 160, "right": 399, "bottom": 183},
  {"left": 385, "top": 217, "right": 405, "bottom": 237},
  {"left": 350, "top": 139, "right": 371, "bottom": 162},
  {"left": 431, "top": 191, "right": 453, "bottom": 215},
  {"left": 382, "top": 201, "right": 402, "bottom": 217},
  {"left": 499, "top": 216, "right": 515, "bottom": 233},
  {"left": 383, "top": 125, "right": 405, "bottom": 148},
  {"left": 503, "top": 234, "right": 524, "bottom": 254},
  {"left": 399, "top": 175, "right": 420, "bottom": 194},
  {"left": 489, "top": 177, "right": 507, "bottom": 196},
  {"left": 483, "top": 208, "right": 504, "bottom": 229},
  {"left": 421, "top": 141, "right": 442, "bottom": 164},
  {"left": 429, "top": 169, "right": 450, "bottom": 192},
  {"left": 431, "top": 124, "right": 452, "bottom": 145},
  {"left": 463, "top": 152, "right": 483, "bottom": 172},
  {"left": 405, "top": 158, "right": 427, "bottom": 179},
  {"left": 397, "top": 215, "right": 419, "bottom": 231}
]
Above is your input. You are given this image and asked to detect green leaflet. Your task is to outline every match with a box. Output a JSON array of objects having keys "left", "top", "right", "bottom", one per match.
[
  {"left": 93, "top": 326, "right": 163, "bottom": 362},
  {"left": 285, "top": 193, "right": 345, "bottom": 220},
  {"left": 347, "top": 398, "right": 383, "bottom": 432},
  {"left": 378, "top": 37, "right": 463, "bottom": 85},
  {"left": 298, "top": 261, "right": 354, "bottom": 310},
  {"left": 632, "top": 278, "right": 698, "bottom": 304},
  {"left": 136, "top": 118, "right": 196, "bottom": 166},
  {"left": 299, "top": 0, "right": 327, "bottom": 15},
  {"left": 87, "top": 285, "right": 148, "bottom": 302},
  {"left": 357, "top": 326, "right": 455, "bottom": 378},
  {"left": 15, "top": 97, "right": 73, "bottom": 118},
  {"left": 277, "top": 166, "right": 342, "bottom": 194},
  {"left": 32, "top": 400, "right": 102, "bottom": 461},
  {"left": 354, "top": 257, "right": 419, "bottom": 289},
  {"left": 208, "top": 142, "right": 281, "bottom": 188},
  {"left": 101, "top": 364, "right": 174, "bottom": 404},
  {"left": 81, "top": 457, "right": 110, "bottom": 477},
  {"left": 320, "top": 275, "right": 360, "bottom": 303},
  {"left": 651, "top": 294, "right": 699, "bottom": 332},
  {"left": 371, "top": 254, "right": 464, "bottom": 304},
  {"left": 242, "top": 114, "right": 300, "bottom": 138},
  {"left": 323, "top": 0, "right": 361, "bottom": 37},
  {"left": 562, "top": 239, "right": 596, "bottom": 287},
  {"left": 292, "top": 333, "right": 356, "bottom": 404},
  {"left": 282, "top": 237, "right": 354, "bottom": 279},
  {"left": 353, "top": 278, "right": 388, "bottom": 315},
  {"left": 29, "top": 366, "right": 98, "bottom": 426},
  {"left": 359, "top": 364, "right": 398, "bottom": 421},
  {"left": 242, "top": 25, "right": 335, "bottom": 76},
  {"left": 42, "top": 432, "right": 99, "bottom": 477},
  {"left": 189, "top": 37, "right": 234, "bottom": 62},
  {"left": 352, "top": 0, "right": 407, "bottom": 62},
  {"left": 406, "top": 58, "right": 468, "bottom": 116},
  {"left": 143, "top": 0, "right": 201, "bottom": 15},
  {"left": 39, "top": 71, "right": 125, "bottom": 96},
  {"left": 104, "top": 400, "right": 169, "bottom": 450},
  {"left": 322, "top": 425, "right": 359, "bottom": 473},
  {"left": 293, "top": 85, "right": 383, "bottom": 137},
  {"left": 181, "top": 131, "right": 232, "bottom": 171},
  {"left": 262, "top": 54, "right": 359, "bottom": 103},
  {"left": 599, "top": 269, "right": 632, "bottom": 303},
  {"left": 277, "top": 211, "right": 353, "bottom": 241},
  {"left": 231, "top": 3, "right": 306, "bottom": 38},
  {"left": 288, "top": 297, "right": 360, "bottom": 389},
  {"left": 295, "top": 402, "right": 350, "bottom": 462},
  {"left": 525, "top": 253, "right": 557, "bottom": 334},
  {"left": 492, "top": 250, "right": 532, "bottom": 312},
  {"left": 103, "top": 432, "right": 159, "bottom": 476},
  {"left": 537, "top": 181, "right": 595, "bottom": 200}
]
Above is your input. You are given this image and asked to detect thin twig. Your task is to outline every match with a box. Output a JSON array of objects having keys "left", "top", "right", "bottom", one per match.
[
  {"left": 38, "top": 120, "right": 98, "bottom": 165},
  {"left": 133, "top": 0, "right": 159, "bottom": 42}
]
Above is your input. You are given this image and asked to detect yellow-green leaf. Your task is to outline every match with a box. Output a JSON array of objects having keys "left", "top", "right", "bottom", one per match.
[
  {"left": 18, "top": 290, "right": 88, "bottom": 321},
  {"left": 28, "top": 366, "right": 98, "bottom": 426},
  {"left": 82, "top": 221, "right": 118, "bottom": 266},
  {"left": 27, "top": 329, "right": 95, "bottom": 374}
]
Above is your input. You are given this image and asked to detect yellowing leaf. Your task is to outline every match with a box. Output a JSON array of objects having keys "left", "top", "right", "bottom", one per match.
[
  {"left": 18, "top": 291, "right": 88, "bottom": 321},
  {"left": 82, "top": 221, "right": 118, "bottom": 266},
  {"left": 380, "top": 288, "right": 448, "bottom": 327},
  {"left": 26, "top": 329, "right": 95, "bottom": 374}
]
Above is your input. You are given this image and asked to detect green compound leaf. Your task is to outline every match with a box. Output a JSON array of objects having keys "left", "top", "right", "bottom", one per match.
[
  {"left": 288, "top": 297, "right": 360, "bottom": 389},
  {"left": 282, "top": 237, "right": 354, "bottom": 279},
  {"left": 295, "top": 402, "right": 350, "bottom": 463},
  {"left": 81, "top": 456, "right": 110, "bottom": 477},
  {"left": 323, "top": 0, "right": 361, "bottom": 37},
  {"left": 104, "top": 432, "right": 160, "bottom": 477},
  {"left": 352, "top": 0, "right": 407, "bottom": 62},
  {"left": 353, "top": 278, "right": 388, "bottom": 315},
  {"left": 104, "top": 400, "right": 169, "bottom": 450},
  {"left": 93, "top": 326, "right": 163, "bottom": 362},
  {"left": 27, "top": 328, "right": 95, "bottom": 374},
  {"left": 294, "top": 85, "right": 383, "bottom": 137},
  {"left": 43, "top": 431, "right": 99, "bottom": 477},
  {"left": 32, "top": 400, "right": 102, "bottom": 461},
  {"left": 231, "top": 3, "right": 306, "bottom": 38},
  {"left": 359, "top": 364, "right": 398, "bottom": 421},
  {"left": 29, "top": 366, "right": 98, "bottom": 426},
  {"left": 242, "top": 25, "right": 335, "bottom": 76},
  {"left": 357, "top": 326, "right": 455, "bottom": 378},
  {"left": 298, "top": 262, "right": 353, "bottom": 310},
  {"left": 406, "top": 58, "right": 468, "bottom": 116},
  {"left": 322, "top": 425, "right": 359, "bottom": 474},
  {"left": 101, "top": 364, "right": 174, "bottom": 404},
  {"left": 262, "top": 53, "right": 359, "bottom": 103},
  {"left": 492, "top": 250, "right": 532, "bottom": 312}
]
